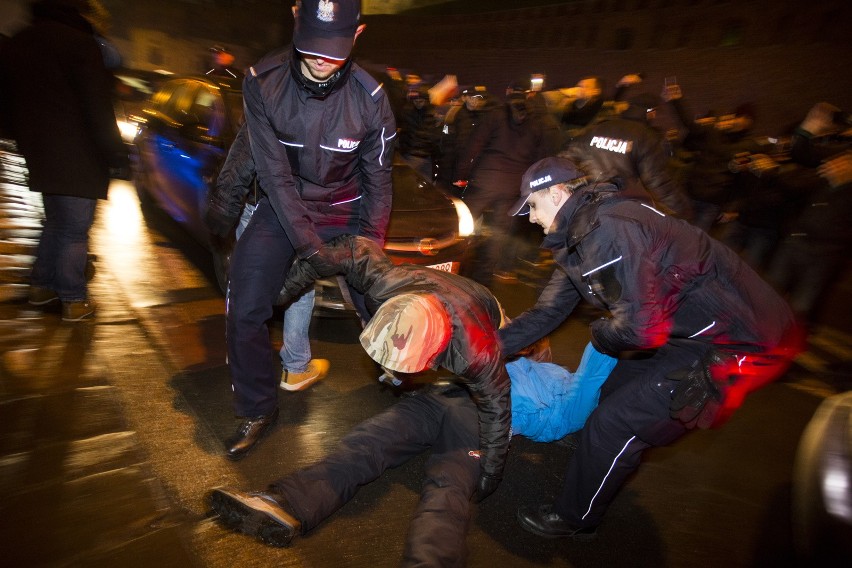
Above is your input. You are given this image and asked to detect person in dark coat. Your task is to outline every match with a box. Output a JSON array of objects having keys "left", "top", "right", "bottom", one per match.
[
  {"left": 397, "top": 85, "right": 441, "bottom": 180},
  {"left": 0, "top": 0, "right": 128, "bottom": 322},
  {"left": 563, "top": 93, "right": 693, "bottom": 220},
  {"left": 202, "top": 0, "right": 397, "bottom": 460},
  {"left": 766, "top": 102, "right": 852, "bottom": 328},
  {"left": 435, "top": 85, "right": 492, "bottom": 190},
  {"left": 453, "top": 81, "right": 556, "bottom": 287},
  {"left": 500, "top": 157, "right": 797, "bottom": 538},
  {"left": 207, "top": 234, "right": 618, "bottom": 563},
  {"left": 280, "top": 234, "right": 512, "bottom": 495},
  {"left": 663, "top": 81, "right": 761, "bottom": 232},
  {"left": 207, "top": 234, "right": 510, "bottom": 563}
]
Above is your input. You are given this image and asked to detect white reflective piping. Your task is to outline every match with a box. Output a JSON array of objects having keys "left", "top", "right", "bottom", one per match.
[
  {"left": 319, "top": 144, "right": 357, "bottom": 153},
  {"left": 737, "top": 355, "right": 747, "bottom": 368},
  {"left": 371, "top": 82, "right": 383, "bottom": 97},
  {"left": 582, "top": 435, "right": 636, "bottom": 520},
  {"left": 640, "top": 203, "right": 665, "bottom": 216},
  {"left": 688, "top": 321, "right": 716, "bottom": 338},
  {"left": 582, "top": 256, "right": 623, "bottom": 277},
  {"left": 279, "top": 140, "right": 304, "bottom": 147},
  {"left": 330, "top": 195, "right": 362, "bottom": 206},
  {"left": 380, "top": 127, "right": 387, "bottom": 166}
]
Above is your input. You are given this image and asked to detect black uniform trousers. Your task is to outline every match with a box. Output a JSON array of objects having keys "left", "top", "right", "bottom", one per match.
[
  {"left": 269, "top": 386, "right": 480, "bottom": 567},
  {"left": 554, "top": 341, "right": 711, "bottom": 527},
  {"left": 226, "top": 197, "right": 363, "bottom": 417}
]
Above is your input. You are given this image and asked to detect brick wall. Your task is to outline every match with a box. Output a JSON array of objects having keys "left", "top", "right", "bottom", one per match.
[{"left": 356, "top": 0, "right": 852, "bottom": 134}]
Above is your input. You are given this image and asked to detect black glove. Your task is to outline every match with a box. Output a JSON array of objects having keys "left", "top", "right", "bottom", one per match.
[
  {"left": 668, "top": 352, "right": 726, "bottom": 429},
  {"left": 305, "top": 245, "right": 343, "bottom": 277},
  {"left": 204, "top": 207, "right": 238, "bottom": 239},
  {"left": 474, "top": 473, "right": 502, "bottom": 503}
]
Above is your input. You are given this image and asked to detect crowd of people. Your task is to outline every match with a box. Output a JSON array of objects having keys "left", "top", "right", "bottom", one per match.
[
  {"left": 390, "top": 65, "right": 852, "bottom": 334},
  {"left": 3, "top": 0, "right": 850, "bottom": 565}
]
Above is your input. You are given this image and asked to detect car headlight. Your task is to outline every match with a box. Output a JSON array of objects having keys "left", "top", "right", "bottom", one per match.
[
  {"left": 117, "top": 119, "right": 140, "bottom": 144},
  {"left": 450, "top": 197, "right": 475, "bottom": 237}
]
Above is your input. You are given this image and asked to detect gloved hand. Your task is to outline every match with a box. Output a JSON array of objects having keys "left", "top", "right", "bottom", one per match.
[
  {"left": 668, "top": 351, "right": 726, "bottom": 429},
  {"left": 474, "top": 473, "right": 501, "bottom": 503},
  {"left": 305, "top": 245, "right": 344, "bottom": 277},
  {"left": 204, "top": 207, "right": 238, "bottom": 239}
]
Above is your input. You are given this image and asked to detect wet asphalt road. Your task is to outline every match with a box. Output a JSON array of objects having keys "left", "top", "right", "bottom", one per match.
[{"left": 1, "top": 145, "right": 851, "bottom": 567}]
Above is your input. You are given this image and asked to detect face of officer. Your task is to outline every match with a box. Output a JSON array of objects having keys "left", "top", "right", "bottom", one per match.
[
  {"left": 527, "top": 183, "right": 571, "bottom": 234},
  {"left": 292, "top": 3, "right": 365, "bottom": 82}
]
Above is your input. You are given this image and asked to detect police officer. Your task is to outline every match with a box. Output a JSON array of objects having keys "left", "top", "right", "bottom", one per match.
[
  {"left": 205, "top": 0, "right": 396, "bottom": 459},
  {"left": 501, "top": 157, "right": 796, "bottom": 538},
  {"left": 564, "top": 93, "right": 693, "bottom": 220}
]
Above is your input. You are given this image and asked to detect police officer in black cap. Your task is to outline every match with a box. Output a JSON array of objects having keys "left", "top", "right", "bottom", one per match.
[
  {"left": 501, "top": 156, "right": 797, "bottom": 539},
  {"left": 204, "top": 0, "right": 396, "bottom": 459}
]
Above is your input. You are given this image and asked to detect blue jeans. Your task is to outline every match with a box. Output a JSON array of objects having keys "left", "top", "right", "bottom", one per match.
[
  {"left": 236, "top": 203, "right": 313, "bottom": 374},
  {"left": 31, "top": 194, "right": 97, "bottom": 302}
]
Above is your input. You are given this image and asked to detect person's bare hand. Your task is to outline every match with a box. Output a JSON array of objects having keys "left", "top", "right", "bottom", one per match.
[
  {"left": 818, "top": 152, "right": 852, "bottom": 188},
  {"left": 617, "top": 73, "right": 643, "bottom": 87},
  {"left": 800, "top": 102, "right": 840, "bottom": 137}
]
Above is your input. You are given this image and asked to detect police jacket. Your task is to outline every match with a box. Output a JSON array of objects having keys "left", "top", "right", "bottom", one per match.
[
  {"left": 243, "top": 46, "right": 397, "bottom": 258},
  {"left": 283, "top": 235, "right": 511, "bottom": 481},
  {"left": 0, "top": 1, "right": 127, "bottom": 199},
  {"left": 499, "top": 184, "right": 794, "bottom": 358},
  {"left": 564, "top": 111, "right": 692, "bottom": 219}
]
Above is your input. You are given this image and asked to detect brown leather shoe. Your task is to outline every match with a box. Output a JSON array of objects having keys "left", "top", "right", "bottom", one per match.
[
  {"left": 209, "top": 487, "right": 299, "bottom": 547},
  {"left": 226, "top": 408, "right": 279, "bottom": 460},
  {"left": 62, "top": 300, "right": 96, "bottom": 321},
  {"left": 28, "top": 286, "right": 59, "bottom": 306}
]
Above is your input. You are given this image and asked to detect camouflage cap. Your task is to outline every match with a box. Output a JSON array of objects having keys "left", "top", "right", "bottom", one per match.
[{"left": 359, "top": 293, "right": 451, "bottom": 374}]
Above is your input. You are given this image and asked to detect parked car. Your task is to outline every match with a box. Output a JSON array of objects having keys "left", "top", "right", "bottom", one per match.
[{"left": 130, "top": 75, "right": 474, "bottom": 312}]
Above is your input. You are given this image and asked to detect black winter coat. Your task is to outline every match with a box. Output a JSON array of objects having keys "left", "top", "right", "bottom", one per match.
[
  {"left": 500, "top": 184, "right": 794, "bottom": 358},
  {"left": 282, "top": 235, "right": 511, "bottom": 481},
  {"left": 0, "top": 1, "right": 127, "bottom": 199}
]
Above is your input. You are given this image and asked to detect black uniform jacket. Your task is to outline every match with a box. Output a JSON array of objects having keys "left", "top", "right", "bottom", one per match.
[
  {"left": 500, "top": 183, "right": 794, "bottom": 358},
  {"left": 243, "top": 46, "right": 397, "bottom": 258},
  {"left": 564, "top": 112, "right": 692, "bottom": 219},
  {"left": 283, "top": 235, "right": 511, "bottom": 480}
]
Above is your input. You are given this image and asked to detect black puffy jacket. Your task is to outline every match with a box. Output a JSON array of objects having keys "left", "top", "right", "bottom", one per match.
[{"left": 283, "top": 235, "right": 511, "bottom": 481}]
